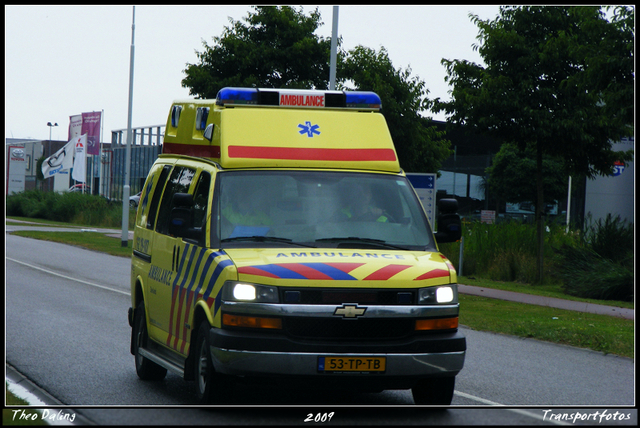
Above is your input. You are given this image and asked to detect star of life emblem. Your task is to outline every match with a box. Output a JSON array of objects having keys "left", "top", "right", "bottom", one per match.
[{"left": 298, "top": 121, "right": 320, "bottom": 138}]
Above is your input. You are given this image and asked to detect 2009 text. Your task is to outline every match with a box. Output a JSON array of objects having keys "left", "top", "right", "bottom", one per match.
[{"left": 304, "top": 412, "right": 335, "bottom": 423}]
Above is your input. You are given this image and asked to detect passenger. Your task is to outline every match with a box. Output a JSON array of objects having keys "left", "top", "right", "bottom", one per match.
[{"left": 334, "top": 183, "right": 390, "bottom": 222}]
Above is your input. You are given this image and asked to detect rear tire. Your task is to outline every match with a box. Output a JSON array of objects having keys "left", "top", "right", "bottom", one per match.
[
  {"left": 194, "top": 320, "right": 233, "bottom": 404},
  {"left": 132, "top": 302, "right": 167, "bottom": 381},
  {"left": 411, "top": 376, "right": 456, "bottom": 405}
]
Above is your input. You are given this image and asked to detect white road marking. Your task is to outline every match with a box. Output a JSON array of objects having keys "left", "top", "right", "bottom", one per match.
[
  {"left": 455, "top": 391, "right": 570, "bottom": 425},
  {"left": 6, "top": 257, "right": 131, "bottom": 296}
]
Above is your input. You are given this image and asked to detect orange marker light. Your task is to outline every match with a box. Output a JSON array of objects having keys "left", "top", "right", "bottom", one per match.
[
  {"left": 223, "top": 314, "right": 282, "bottom": 329},
  {"left": 415, "top": 317, "right": 459, "bottom": 331}
]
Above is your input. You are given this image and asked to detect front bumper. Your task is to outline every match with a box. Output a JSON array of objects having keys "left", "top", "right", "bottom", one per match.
[
  {"left": 211, "top": 344, "right": 465, "bottom": 377},
  {"left": 209, "top": 325, "right": 466, "bottom": 388}
]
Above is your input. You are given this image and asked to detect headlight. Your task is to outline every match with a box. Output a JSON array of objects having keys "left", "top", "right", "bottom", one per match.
[
  {"left": 418, "top": 284, "right": 458, "bottom": 304},
  {"left": 222, "top": 281, "right": 279, "bottom": 303}
]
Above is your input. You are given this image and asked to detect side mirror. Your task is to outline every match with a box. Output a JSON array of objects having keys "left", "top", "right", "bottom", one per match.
[
  {"left": 169, "top": 193, "right": 194, "bottom": 238},
  {"left": 434, "top": 198, "right": 462, "bottom": 243}
]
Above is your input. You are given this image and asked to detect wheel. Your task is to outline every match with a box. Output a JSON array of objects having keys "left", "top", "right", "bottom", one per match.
[
  {"left": 130, "top": 200, "right": 137, "bottom": 209},
  {"left": 132, "top": 302, "right": 167, "bottom": 381},
  {"left": 194, "top": 320, "right": 234, "bottom": 404},
  {"left": 411, "top": 376, "right": 456, "bottom": 405}
]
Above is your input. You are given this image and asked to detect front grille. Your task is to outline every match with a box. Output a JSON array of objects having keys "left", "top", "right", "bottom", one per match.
[
  {"left": 283, "top": 317, "right": 414, "bottom": 341},
  {"left": 282, "top": 288, "right": 416, "bottom": 305}
]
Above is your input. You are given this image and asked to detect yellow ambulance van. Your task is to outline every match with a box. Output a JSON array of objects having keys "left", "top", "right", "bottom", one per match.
[{"left": 128, "top": 87, "right": 465, "bottom": 405}]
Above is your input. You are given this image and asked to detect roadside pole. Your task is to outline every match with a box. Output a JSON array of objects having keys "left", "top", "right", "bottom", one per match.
[
  {"left": 329, "top": 6, "right": 338, "bottom": 90},
  {"left": 121, "top": 6, "right": 135, "bottom": 247}
]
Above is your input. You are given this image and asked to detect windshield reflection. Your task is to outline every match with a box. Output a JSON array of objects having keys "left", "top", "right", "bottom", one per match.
[{"left": 216, "top": 171, "right": 434, "bottom": 250}]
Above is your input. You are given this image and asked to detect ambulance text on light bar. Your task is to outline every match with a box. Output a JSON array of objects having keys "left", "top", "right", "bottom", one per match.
[{"left": 216, "top": 87, "right": 382, "bottom": 111}]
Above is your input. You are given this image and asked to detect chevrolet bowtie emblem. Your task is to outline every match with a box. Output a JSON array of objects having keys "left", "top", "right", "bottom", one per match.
[{"left": 334, "top": 304, "right": 366, "bottom": 319}]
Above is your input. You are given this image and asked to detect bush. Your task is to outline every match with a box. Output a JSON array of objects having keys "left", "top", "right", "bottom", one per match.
[
  {"left": 6, "top": 190, "right": 57, "bottom": 219},
  {"left": 439, "top": 216, "right": 631, "bottom": 296},
  {"left": 6, "top": 189, "right": 131, "bottom": 228},
  {"left": 556, "top": 245, "right": 634, "bottom": 302},
  {"left": 583, "top": 214, "right": 634, "bottom": 262},
  {"left": 486, "top": 250, "right": 538, "bottom": 283},
  {"left": 554, "top": 214, "right": 634, "bottom": 302},
  {"left": 440, "top": 220, "right": 548, "bottom": 283}
]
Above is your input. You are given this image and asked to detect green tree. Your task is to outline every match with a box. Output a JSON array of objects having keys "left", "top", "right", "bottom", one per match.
[
  {"left": 338, "top": 46, "right": 451, "bottom": 173},
  {"left": 434, "top": 6, "right": 634, "bottom": 283},
  {"left": 181, "top": 7, "right": 451, "bottom": 174},
  {"left": 182, "top": 6, "right": 332, "bottom": 97},
  {"left": 485, "top": 143, "right": 568, "bottom": 209}
]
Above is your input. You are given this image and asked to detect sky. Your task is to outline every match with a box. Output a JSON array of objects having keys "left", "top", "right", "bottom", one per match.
[{"left": 5, "top": 4, "right": 502, "bottom": 142}]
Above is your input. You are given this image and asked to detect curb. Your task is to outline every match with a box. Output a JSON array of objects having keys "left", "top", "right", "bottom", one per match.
[{"left": 5, "top": 364, "right": 94, "bottom": 425}]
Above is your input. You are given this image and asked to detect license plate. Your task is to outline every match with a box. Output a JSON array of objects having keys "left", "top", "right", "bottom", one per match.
[{"left": 318, "top": 356, "right": 386, "bottom": 373}]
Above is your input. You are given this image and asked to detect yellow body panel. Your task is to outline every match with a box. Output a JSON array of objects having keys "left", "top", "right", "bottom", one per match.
[
  {"left": 226, "top": 248, "right": 456, "bottom": 287},
  {"left": 162, "top": 100, "right": 400, "bottom": 172},
  {"left": 219, "top": 108, "right": 399, "bottom": 171}
]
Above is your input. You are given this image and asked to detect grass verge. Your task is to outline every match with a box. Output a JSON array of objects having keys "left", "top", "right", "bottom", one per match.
[
  {"left": 11, "top": 230, "right": 132, "bottom": 258},
  {"left": 459, "top": 295, "right": 633, "bottom": 358}
]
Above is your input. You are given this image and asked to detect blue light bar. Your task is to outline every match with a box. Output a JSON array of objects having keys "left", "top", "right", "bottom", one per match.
[
  {"left": 215, "top": 87, "right": 381, "bottom": 110},
  {"left": 216, "top": 87, "right": 259, "bottom": 105},
  {"left": 344, "top": 91, "right": 381, "bottom": 109}
]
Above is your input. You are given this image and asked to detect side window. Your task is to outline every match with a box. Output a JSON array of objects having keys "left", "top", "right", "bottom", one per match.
[
  {"left": 210, "top": 174, "right": 222, "bottom": 248},
  {"left": 145, "top": 165, "right": 172, "bottom": 230},
  {"left": 192, "top": 171, "right": 211, "bottom": 229},
  {"left": 136, "top": 170, "right": 157, "bottom": 229},
  {"left": 155, "top": 166, "right": 196, "bottom": 235}
]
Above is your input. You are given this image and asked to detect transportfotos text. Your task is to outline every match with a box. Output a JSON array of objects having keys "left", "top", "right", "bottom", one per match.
[{"left": 542, "top": 409, "right": 632, "bottom": 423}]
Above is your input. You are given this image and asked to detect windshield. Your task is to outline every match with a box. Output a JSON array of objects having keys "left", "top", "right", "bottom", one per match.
[{"left": 214, "top": 171, "right": 435, "bottom": 251}]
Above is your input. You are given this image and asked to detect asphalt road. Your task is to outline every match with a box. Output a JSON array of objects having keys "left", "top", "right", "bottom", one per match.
[{"left": 5, "top": 233, "right": 636, "bottom": 425}]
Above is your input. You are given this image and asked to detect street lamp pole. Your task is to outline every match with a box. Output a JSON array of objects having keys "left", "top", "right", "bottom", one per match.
[
  {"left": 121, "top": 6, "right": 136, "bottom": 247},
  {"left": 47, "top": 122, "right": 58, "bottom": 191}
]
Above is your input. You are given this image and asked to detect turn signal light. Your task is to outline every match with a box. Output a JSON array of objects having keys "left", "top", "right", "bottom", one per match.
[
  {"left": 222, "top": 314, "right": 282, "bottom": 330},
  {"left": 415, "top": 317, "right": 459, "bottom": 331}
]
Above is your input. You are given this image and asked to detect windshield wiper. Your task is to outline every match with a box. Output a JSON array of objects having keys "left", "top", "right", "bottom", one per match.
[
  {"left": 221, "top": 236, "right": 316, "bottom": 248},
  {"left": 315, "top": 237, "right": 409, "bottom": 250}
]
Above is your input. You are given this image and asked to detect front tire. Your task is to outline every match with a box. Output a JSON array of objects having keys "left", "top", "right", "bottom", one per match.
[
  {"left": 132, "top": 302, "right": 167, "bottom": 381},
  {"left": 194, "top": 320, "right": 234, "bottom": 404},
  {"left": 411, "top": 376, "right": 456, "bottom": 405}
]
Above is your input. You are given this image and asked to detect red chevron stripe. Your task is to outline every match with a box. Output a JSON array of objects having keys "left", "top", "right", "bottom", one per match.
[
  {"left": 414, "top": 269, "right": 450, "bottom": 281},
  {"left": 325, "top": 263, "right": 365, "bottom": 273},
  {"left": 238, "top": 266, "right": 280, "bottom": 278},
  {"left": 278, "top": 263, "right": 333, "bottom": 280},
  {"left": 364, "top": 264, "right": 412, "bottom": 280}
]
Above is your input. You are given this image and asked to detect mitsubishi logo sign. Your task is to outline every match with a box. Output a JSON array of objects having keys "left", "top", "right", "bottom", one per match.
[{"left": 334, "top": 304, "right": 366, "bottom": 319}]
